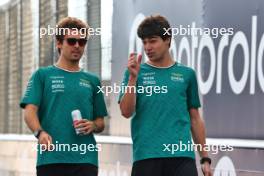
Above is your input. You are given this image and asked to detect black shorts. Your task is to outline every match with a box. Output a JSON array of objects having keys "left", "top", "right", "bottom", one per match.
[
  {"left": 131, "top": 157, "right": 198, "bottom": 176},
  {"left": 37, "top": 163, "right": 98, "bottom": 176}
]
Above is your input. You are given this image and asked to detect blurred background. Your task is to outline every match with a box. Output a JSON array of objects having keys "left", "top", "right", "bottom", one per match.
[{"left": 0, "top": 0, "right": 263, "bottom": 175}]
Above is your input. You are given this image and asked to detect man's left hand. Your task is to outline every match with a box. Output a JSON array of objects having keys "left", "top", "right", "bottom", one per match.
[
  {"left": 75, "top": 119, "right": 96, "bottom": 135},
  {"left": 201, "top": 162, "right": 212, "bottom": 176}
]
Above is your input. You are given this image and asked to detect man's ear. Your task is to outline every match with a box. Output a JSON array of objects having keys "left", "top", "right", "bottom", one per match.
[
  {"left": 56, "top": 40, "right": 63, "bottom": 55},
  {"left": 56, "top": 39, "right": 62, "bottom": 49},
  {"left": 165, "top": 38, "right": 171, "bottom": 48}
]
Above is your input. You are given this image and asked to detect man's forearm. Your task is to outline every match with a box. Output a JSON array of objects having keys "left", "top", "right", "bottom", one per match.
[
  {"left": 24, "top": 105, "right": 42, "bottom": 132},
  {"left": 93, "top": 117, "right": 105, "bottom": 133},
  {"left": 191, "top": 116, "right": 208, "bottom": 157},
  {"left": 119, "top": 76, "right": 137, "bottom": 118}
]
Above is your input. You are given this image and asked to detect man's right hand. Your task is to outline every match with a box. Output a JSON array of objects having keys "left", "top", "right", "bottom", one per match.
[
  {"left": 38, "top": 131, "right": 53, "bottom": 151},
  {"left": 127, "top": 53, "right": 142, "bottom": 79},
  {"left": 120, "top": 53, "right": 142, "bottom": 118}
]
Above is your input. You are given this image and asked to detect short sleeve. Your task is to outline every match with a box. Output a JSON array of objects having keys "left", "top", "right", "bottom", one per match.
[
  {"left": 118, "top": 69, "right": 130, "bottom": 103},
  {"left": 20, "top": 70, "right": 43, "bottom": 109},
  {"left": 187, "top": 70, "right": 201, "bottom": 109},
  {"left": 93, "top": 78, "right": 108, "bottom": 119}
]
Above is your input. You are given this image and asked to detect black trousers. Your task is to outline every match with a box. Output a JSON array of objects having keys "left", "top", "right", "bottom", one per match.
[
  {"left": 131, "top": 157, "right": 198, "bottom": 176},
  {"left": 37, "top": 163, "right": 98, "bottom": 176}
]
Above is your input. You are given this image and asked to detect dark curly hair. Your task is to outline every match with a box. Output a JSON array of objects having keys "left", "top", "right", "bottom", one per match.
[{"left": 137, "top": 15, "right": 172, "bottom": 46}]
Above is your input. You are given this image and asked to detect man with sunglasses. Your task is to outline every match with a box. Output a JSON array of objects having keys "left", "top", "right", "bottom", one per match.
[{"left": 20, "top": 17, "right": 107, "bottom": 176}]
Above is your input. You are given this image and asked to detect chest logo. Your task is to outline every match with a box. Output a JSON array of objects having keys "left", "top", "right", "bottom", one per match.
[
  {"left": 141, "top": 72, "right": 156, "bottom": 85},
  {"left": 171, "top": 73, "right": 184, "bottom": 83},
  {"left": 50, "top": 76, "right": 65, "bottom": 93},
  {"left": 79, "top": 79, "right": 92, "bottom": 89}
]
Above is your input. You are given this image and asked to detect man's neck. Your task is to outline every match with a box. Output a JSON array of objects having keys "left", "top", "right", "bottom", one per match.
[
  {"left": 147, "top": 52, "right": 175, "bottom": 68},
  {"left": 56, "top": 57, "right": 80, "bottom": 72}
]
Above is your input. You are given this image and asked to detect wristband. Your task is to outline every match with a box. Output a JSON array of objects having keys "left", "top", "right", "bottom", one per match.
[
  {"left": 92, "top": 122, "right": 98, "bottom": 132},
  {"left": 200, "top": 157, "right": 211, "bottom": 165},
  {"left": 33, "top": 129, "right": 44, "bottom": 139}
]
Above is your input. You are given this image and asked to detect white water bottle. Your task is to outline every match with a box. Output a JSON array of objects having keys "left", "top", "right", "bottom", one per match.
[{"left": 71, "top": 109, "right": 82, "bottom": 135}]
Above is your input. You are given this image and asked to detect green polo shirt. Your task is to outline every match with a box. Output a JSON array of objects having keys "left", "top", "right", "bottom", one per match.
[
  {"left": 119, "top": 62, "right": 201, "bottom": 162},
  {"left": 20, "top": 65, "right": 108, "bottom": 167}
]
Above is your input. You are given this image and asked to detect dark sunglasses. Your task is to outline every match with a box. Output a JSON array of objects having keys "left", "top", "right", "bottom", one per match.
[{"left": 65, "top": 38, "right": 87, "bottom": 47}]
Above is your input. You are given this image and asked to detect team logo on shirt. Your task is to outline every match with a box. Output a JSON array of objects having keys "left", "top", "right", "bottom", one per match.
[
  {"left": 171, "top": 73, "right": 184, "bottom": 83},
  {"left": 79, "top": 79, "right": 92, "bottom": 88},
  {"left": 142, "top": 72, "right": 156, "bottom": 85},
  {"left": 50, "top": 76, "right": 65, "bottom": 93}
]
